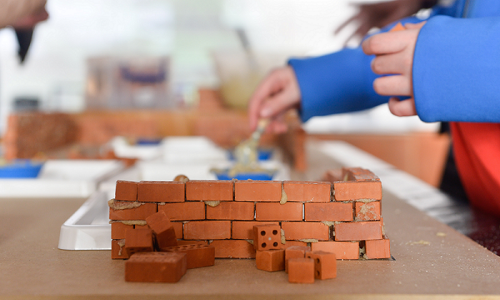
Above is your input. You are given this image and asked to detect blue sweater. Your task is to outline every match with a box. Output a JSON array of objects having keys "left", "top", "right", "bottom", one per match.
[{"left": 289, "top": 0, "right": 500, "bottom": 123}]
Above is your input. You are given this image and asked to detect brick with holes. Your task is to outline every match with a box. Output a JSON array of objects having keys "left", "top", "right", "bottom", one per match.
[
  {"left": 306, "top": 251, "right": 337, "bottom": 280},
  {"left": 253, "top": 224, "right": 281, "bottom": 251}
]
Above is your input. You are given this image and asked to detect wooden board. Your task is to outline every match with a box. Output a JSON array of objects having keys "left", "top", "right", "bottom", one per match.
[{"left": 1, "top": 142, "right": 499, "bottom": 299}]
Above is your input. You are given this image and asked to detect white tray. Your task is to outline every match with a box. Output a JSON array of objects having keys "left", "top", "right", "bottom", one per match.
[
  {"left": 59, "top": 191, "right": 111, "bottom": 250},
  {"left": 0, "top": 160, "right": 124, "bottom": 198}
]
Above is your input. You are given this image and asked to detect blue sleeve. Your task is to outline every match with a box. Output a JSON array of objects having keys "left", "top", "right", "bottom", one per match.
[
  {"left": 288, "top": 2, "right": 455, "bottom": 123},
  {"left": 413, "top": 16, "right": 500, "bottom": 122}
]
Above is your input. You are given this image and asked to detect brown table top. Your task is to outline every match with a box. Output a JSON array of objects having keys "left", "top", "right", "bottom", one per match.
[{"left": 1, "top": 143, "right": 500, "bottom": 299}]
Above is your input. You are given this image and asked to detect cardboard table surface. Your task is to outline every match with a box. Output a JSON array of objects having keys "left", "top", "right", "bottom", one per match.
[{"left": 1, "top": 146, "right": 500, "bottom": 299}]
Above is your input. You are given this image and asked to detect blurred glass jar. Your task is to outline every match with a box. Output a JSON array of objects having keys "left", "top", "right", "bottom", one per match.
[{"left": 212, "top": 50, "right": 288, "bottom": 110}]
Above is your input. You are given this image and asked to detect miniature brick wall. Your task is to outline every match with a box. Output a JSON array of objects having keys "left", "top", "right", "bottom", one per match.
[{"left": 110, "top": 167, "right": 390, "bottom": 260}]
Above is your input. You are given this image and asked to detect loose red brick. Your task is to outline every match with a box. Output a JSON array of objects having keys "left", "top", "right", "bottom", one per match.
[
  {"left": 253, "top": 224, "right": 281, "bottom": 251},
  {"left": 311, "top": 241, "right": 359, "bottom": 260},
  {"left": 171, "top": 222, "right": 183, "bottom": 239},
  {"left": 365, "top": 239, "right": 391, "bottom": 259},
  {"left": 206, "top": 202, "right": 254, "bottom": 220},
  {"left": 343, "top": 167, "right": 380, "bottom": 182},
  {"left": 111, "top": 239, "right": 129, "bottom": 259},
  {"left": 304, "top": 203, "right": 353, "bottom": 222},
  {"left": 210, "top": 240, "right": 256, "bottom": 258},
  {"left": 335, "top": 221, "right": 382, "bottom": 241},
  {"left": 232, "top": 221, "right": 279, "bottom": 239},
  {"left": 256, "top": 249, "right": 285, "bottom": 272},
  {"left": 108, "top": 200, "right": 157, "bottom": 221},
  {"left": 234, "top": 181, "right": 281, "bottom": 202},
  {"left": 333, "top": 181, "right": 382, "bottom": 201},
  {"left": 138, "top": 181, "right": 185, "bottom": 202},
  {"left": 288, "top": 258, "right": 315, "bottom": 283},
  {"left": 281, "top": 222, "right": 329, "bottom": 241},
  {"left": 125, "top": 252, "right": 187, "bottom": 283},
  {"left": 183, "top": 221, "right": 231, "bottom": 240},
  {"left": 115, "top": 180, "right": 138, "bottom": 201},
  {"left": 323, "top": 169, "right": 344, "bottom": 182},
  {"left": 146, "top": 211, "right": 177, "bottom": 249},
  {"left": 306, "top": 251, "right": 337, "bottom": 279},
  {"left": 111, "top": 222, "right": 134, "bottom": 239},
  {"left": 158, "top": 202, "right": 205, "bottom": 221},
  {"left": 162, "top": 244, "right": 215, "bottom": 269},
  {"left": 186, "top": 180, "right": 233, "bottom": 201},
  {"left": 355, "top": 201, "right": 381, "bottom": 221},
  {"left": 124, "top": 228, "right": 154, "bottom": 256},
  {"left": 255, "top": 203, "right": 303, "bottom": 221},
  {"left": 283, "top": 181, "right": 331, "bottom": 202},
  {"left": 285, "top": 245, "right": 311, "bottom": 272}
]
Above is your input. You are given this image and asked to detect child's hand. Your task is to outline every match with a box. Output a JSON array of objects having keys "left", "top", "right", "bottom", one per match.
[
  {"left": 248, "top": 66, "right": 301, "bottom": 133},
  {"left": 362, "top": 22, "right": 426, "bottom": 116}
]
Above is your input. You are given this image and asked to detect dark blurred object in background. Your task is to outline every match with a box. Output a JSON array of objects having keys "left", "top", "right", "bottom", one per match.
[{"left": 15, "top": 28, "right": 34, "bottom": 64}]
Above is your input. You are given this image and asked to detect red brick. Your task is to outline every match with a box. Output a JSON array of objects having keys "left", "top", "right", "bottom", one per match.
[
  {"left": 323, "top": 169, "right": 343, "bottom": 182},
  {"left": 256, "top": 249, "right": 285, "bottom": 272},
  {"left": 138, "top": 181, "right": 185, "bottom": 202},
  {"left": 158, "top": 202, "right": 205, "bottom": 220},
  {"left": 124, "top": 228, "right": 154, "bottom": 256},
  {"left": 304, "top": 203, "right": 353, "bottom": 222},
  {"left": 111, "top": 239, "right": 129, "bottom": 259},
  {"left": 111, "top": 222, "right": 133, "bottom": 239},
  {"left": 335, "top": 221, "right": 382, "bottom": 241},
  {"left": 355, "top": 201, "right": 381, "bottom": 221},
  {"left": 343, "top": 167, "right": 380, "bottom": 182},
  {"left": 283, "top": 181, "right": 331, "bottom": 202},
  {"left": 234, "top": 181, "right": 281, "bottom": 202},
  {"left": 333, "top": 181, "right": 382, "bottom": 201},
  {"left": 125, "top": 252, "right": 187, "bottom": 283},
  {"left": 171, "top": 222, "right": 183, "bottom": 239},
  {"left": 288, "top": 258, "right": 314, "bottom": 283},
  {"left": 186, "top": 180, "right": 233, "bottom": 201},
  {"left": 206, "top": 202, "right": 254, "bottom": 220},
  {"left": 210, "top": 240, "right": 256, "bottom": 258},
  {"left": 281, "top": 222, "right": 329, "bottom": 241},
  {"left": 285, "top": 245, "right": 310, "bottom": 272},
  {"left": 255, "top": 203, "right": 303, "bottom": 221},
  {"left": 365, "top": 239, "right": 391, "bottom": 259},
  {"left": 146, "top": 211, "right": 177, "bottom": 249},
  {"left": 232, "top": 221, "right": 279, "bottom": 239},
  {"left": 253, "top": 224, "right": 281, "bottom": 251},
  {"left": 183, "top": 221, "right": 231, "bottom": 240},
  {"left": 311, "top": 241, "right": 359, "bottom": 260},
  {"left": 108, "top": 201, "right": 157, "bottom": 221},
  {"left": 161, "top": 244, "right": 215, "bottom": 269},
  {"left": 306, "top": 251, "right": 337, "bottom": 279},
  {"left": 281, "top": 241, "right": 308, "bottom": 249},
  {"left": 177, "top": 240, "right": 209, "bottom": 246},
  {"left": 115, "top": 180, "right": 138, "bottom": 201}
]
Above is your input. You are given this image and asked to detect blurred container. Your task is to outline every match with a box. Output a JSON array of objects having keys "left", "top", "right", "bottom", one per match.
[
  {"left": 85, "top": 56, "right": 171, "bottom": 110},
  {"left": 0, "top": 160, "right": 44, "bottom": 178},
  {"left": 212, "top": 50, "right": 288, "bottom": 110}
]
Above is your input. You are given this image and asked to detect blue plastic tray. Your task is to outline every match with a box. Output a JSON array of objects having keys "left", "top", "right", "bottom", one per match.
[
  {"left": 228, "top": 148, "right": 273, "bottom": 161},
  {"left": 0, "top": 160, "right": 44, "bottom": 178},
  {"left": 213, "top": 170, "right": 275, "bottom": 181}
]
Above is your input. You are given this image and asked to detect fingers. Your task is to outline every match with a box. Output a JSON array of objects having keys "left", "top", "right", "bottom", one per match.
[
  {"left": 388, "top": 97, "right": 417, "bottom": 116},
  {"left": 373, "top": 75, "right": 412, "bottom": 96},
  {"left": 362, "top": 31, "right": 409, "bottom": 55},
  {"left": 248, "top": 69, "right": 283, "bottom": 130},
  {"left": 259, "top": 87, "right": 300, "bottom": 120},
  {"left": 371, "top": 52, "right": 411, "bottom": 75}
]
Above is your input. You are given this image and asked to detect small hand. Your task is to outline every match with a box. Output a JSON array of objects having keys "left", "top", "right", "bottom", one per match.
[
  {"left": 248, "top": 66, "right": 301, "bottom": 133},
  {"left": 362, "top": 22, "right": 426, "bottom": 116}
]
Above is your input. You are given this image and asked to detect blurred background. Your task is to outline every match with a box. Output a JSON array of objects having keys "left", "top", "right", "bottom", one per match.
[{"left": 0, "top": 0, "right": 437, "bottom": 132}]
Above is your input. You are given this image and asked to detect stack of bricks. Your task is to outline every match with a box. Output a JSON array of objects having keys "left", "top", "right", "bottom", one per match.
[{"left": 111, "top": 167, "right": 390, "bottom": 262}]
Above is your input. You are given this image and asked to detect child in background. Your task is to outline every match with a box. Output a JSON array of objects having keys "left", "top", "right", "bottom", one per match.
[{"left": 248, "top": 0, "right": 500, "bottom": 216}]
